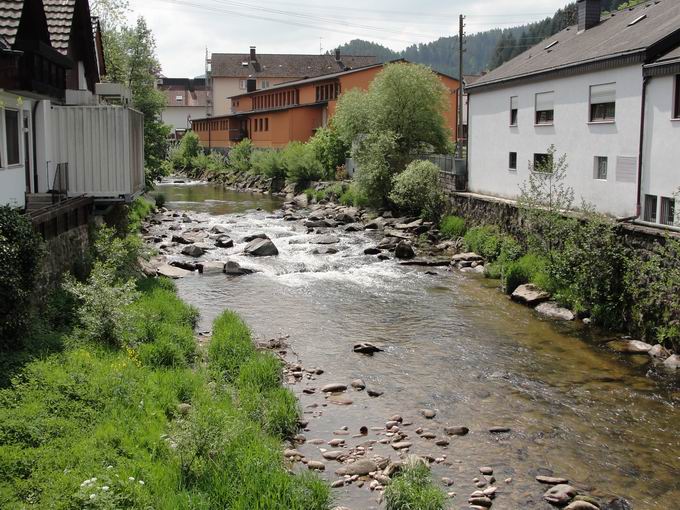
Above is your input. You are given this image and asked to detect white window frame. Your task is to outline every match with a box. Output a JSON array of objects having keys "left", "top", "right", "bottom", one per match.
[
  {"left": 510, "top": 96, "right": 518, "bottom": 126},
  {"left": 261, "top": 80, "right": 270, "bottom": 89},
  {"left": 535, "top": 91, "right": 555, "bottom": 125},
  {"left": 239, "top": 79, "right": 247, "bottom": 90},
  {"left": 589, "top": 83, "right": 616, "bottom": 123},
  {"left": 593, "top": 156, "right": 608, "bottom": 180},
  {"left": 3, "top": 108, "right": 22, "bottom": 168}
]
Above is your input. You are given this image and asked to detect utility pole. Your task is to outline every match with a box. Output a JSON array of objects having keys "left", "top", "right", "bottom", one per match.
[{"left": 457, "top": 14, "right": 465, "bottom": 159}]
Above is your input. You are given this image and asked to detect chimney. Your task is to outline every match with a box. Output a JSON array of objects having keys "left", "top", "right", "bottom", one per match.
[
  {"left": 577, "top": 0, "right": 602, "bottom": 32},
  {"left": 334, "top": 49, "right": 341, "bottom": 62},
  {"left": 249, "top": 46, "right": 257, "bottom": 63}
]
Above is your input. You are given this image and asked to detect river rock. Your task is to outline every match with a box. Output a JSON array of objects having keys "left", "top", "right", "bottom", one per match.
[
  {"left": 367, "top": 388, "right": 384, "bottom": 397},
  {"left": 489, "top": 426, "right": 511, "bottom": 433},
  {"left": 322, "top": 383, "right": 348, "bottom": 393},
  {"left": 307, "top": 461, "right": 326, "bottom": 471},
  {"left": 565, "top": 502, "right": 599, "bottom": 510},
  {"left": 199, "top": 261, "right": 225, "bottom": 275},
  {"left": 535, "top": 302, "right": 575, "bottom": 321},
  {"left": 364, "top": 247, "right": 381, "bottom": 255},
  {"left": 244, "top": 238, "right": 279, "bottom": 256},
  {"left": 391, "top": 441, "right": 412, "bottom": 450},
  {"left": 663, "top": 354, "right": 680, "bottom": 370},
  {"left": 312, "top": 246, "right": 339, "bottom": 255},
  {"left": 322, "top": 450, "right": 345, "bottom": 461},
  {"left": 210, "top": 225, "right": 229, "bottom": 234},
  {"left": 395, "top": 241, "right": 415, "bottom": 260},
  {"left": 336, "top": 459, "right": 378, "bottom": 476},
  {"left": 511, "top": 284, "right": 551, "bottom": 306},
  {"left": 544, "top": 484, "right": 578, "bottom": 506},
  {"left": 353, "top": 342, "right": 384, "bottom": 354},
  {"left": 468, "top": 496, "right": 493, "bottom": 507},
  {"left": 215, "top": 236, "right": 234, "bottom": 248},
  {"left": 606, "top": 339, "right": 654, "bottom": 354},
  {"left": 241, "top": 233, "right": 269, "bottom": 243},
  {"left": 648, "top": 344, "right": 669, "bottom": 359},
  {"left": 335, "top": 213, "right": 355, "bottom": 224},
  {"left": 182, "top": 244, "right": 206, "bottom": 257},
  {"left": 445, "top": 426, "right": 469, "bottom": 436},
  {"left": 284, "top": 448, "right": 303, "bottom": 458},
  {"left": 451, "top": 252, "right": 483, "bottom": 263},
  {"left": 328, "top": 395, "right": 353, "bottom": 405},
  {"left": 537, "top": 476, "right": 569, "bottom": 485},
  {"left": 314, "top": 235, "right": 340, "bottom": 245},
  {"left": 420, "top": 409, "right": 436, "bottom": 419},
  {"left": 601, "top": 497, "right": 632, "bottom": 510},
  {"left": 351, "top": 379, "right": 366, "bottom": 390},
  {"left": 171, "top": 234, "right": 194, "bottom": 244},
  {"left": 345, "top": 223, "right": 362, "bottom": 232},
  {"left": 377, "top": 237, "right": 399, "bottom": 250},
  {"left": 224, "top": 261, "right": 254, "bottom": 276},
  {"left": 364, "top": 218, "right": 386, "bottom": 230},
  {"left": 157, "top": 264, "right": 191, "bottom": 278}
]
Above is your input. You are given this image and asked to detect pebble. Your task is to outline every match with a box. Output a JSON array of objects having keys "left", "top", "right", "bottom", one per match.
[
  {"left": 307, "top": 461, "right": 326, "bottom": 471},
  {"left": 391, "top": 441, "right": 412, "bottom": 450},
  {"left": 328, "top": 439, "right": 345, "bottom": 447},
  {"left": 331, "top": 480, "right": 346, "bottom": 488},
  {"left": 322, "top": 451, "right": 345, "bottom": 461},
  {"left": 536, "top": 475, "right": 569, "bottom": 485},
  {"left": 351, "top": 379, "right": 366, "bottom": 390},
  {"left": 390, "top": 414, "right": 403, "bottom": 423},
  {"left": 445, "top": 426, "right": 469, "bottom": 436},
  {"left": 489, "top": 426, "right": 511, "bottom": 433},
  {"left": 322, "top": 383, "right": 347, "bottom": 393},
  {"left": 479, "top": 467, "right": 493, "bottom": 475},
  {"left": 442, "top": 477, "right": 455, "bottom": 486},
  {"left": 420, "top": 409, "right": 437, "bottom": 419},
  {"left": 435, "top": 438, "right": 450, "bottom": 447}
]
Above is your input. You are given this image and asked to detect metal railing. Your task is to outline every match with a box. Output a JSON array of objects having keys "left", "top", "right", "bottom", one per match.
[{"left": 51, "top": 162, "right": 69, "bottom": 203}]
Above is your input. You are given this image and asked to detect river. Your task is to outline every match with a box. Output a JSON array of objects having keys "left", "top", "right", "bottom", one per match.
[{"left": 154, "top": 182, "right": 679, "bottom": 510}]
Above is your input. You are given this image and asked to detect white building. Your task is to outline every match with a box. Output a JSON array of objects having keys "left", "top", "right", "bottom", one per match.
[
  {"left": 466, "top": 0, "right": 680, "bottom": 227},
  {"left": 157, "top": 77, "right": 208, "bottom": 139}
]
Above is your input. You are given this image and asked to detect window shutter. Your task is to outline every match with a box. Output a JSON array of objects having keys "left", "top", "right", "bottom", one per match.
[
  {"left": 535, "top": 92, "right": 554, "bottom": 111},
  {"left": 590, "top": 83, "right": 615, "bottom": 105}
]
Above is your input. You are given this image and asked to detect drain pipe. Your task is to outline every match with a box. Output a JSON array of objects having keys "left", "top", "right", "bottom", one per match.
[
  {"left": 31, "top": 100, "right": 41, "bottom": 193},
  {"left": 634, "top": 75, "right": 650, "bottom": 220}
]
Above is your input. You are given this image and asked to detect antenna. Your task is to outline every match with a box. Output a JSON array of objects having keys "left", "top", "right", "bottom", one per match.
[{"left": 319, "top": 37, "right": 324, "bottom": 55}]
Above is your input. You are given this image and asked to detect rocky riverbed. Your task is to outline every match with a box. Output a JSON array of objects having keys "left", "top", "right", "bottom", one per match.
[{"left": 141, "top": 182, "right": 680, "bottom": 509}]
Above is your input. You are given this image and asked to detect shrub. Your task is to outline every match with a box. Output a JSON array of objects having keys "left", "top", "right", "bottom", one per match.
[
  {"left": 153, "top": 192, "right": 167, "bottom": 208},
  {"left": 339, "top": 183, "right": 369, "bottom": 207},
  {"left": 304, "top": 188, "right": 326, "bottom": 203},
  {"left": 282, "top": 142, "right": 324, "bottom": 187},
  {"left": 250, "top": 149, "right": 285, "bottom": 180},
  {"left": 502, "top": 253, "right": 550, "bottom": 294},
  {"left": 91, "top": 225, "right": 144, "bottom": 280},
  {"left": 127, "top": 197, "right": 155, "bottom": 233},
  {"left": 0, "top": 206, "right": 44, "bottom": 350},
  {"left": 440, "top": 215, "right": 466, "bottom": 238},
  {"left": 239, "top": 385, "right": 299, "bottom": 439},
  {"left": 353, "top": 130, "right": 399, "bottom": 207},
  {"left": 228, "top": 139, "right": 253, "bottom": 173},
  {"left": 384, "top": 457, "right": 446, "bottom": 510},
  {"left": 389, "top": 160, "right": 446, "bottom": 222},
  {"left": 208, "top": 311, "right": 256, "bottom": 382},
  {"left": 464, "top": 225, "right": 504, "bottom": 261},
  {"left": 307, "top": 126, "right": 349, "bottom": 179}
]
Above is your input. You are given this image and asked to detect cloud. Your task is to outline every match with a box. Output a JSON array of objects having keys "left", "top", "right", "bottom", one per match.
[{"left": 127, "top": 0, "right": 569, "bottom": 77}]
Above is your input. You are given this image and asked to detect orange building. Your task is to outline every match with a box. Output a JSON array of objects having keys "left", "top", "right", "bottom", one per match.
[{"left": 192, "top": 61, "right": 460, "bottom": 149}]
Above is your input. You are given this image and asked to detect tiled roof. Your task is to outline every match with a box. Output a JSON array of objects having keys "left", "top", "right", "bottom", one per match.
[
  {"left": 211, "top": 52, "right": 377, "bottom": 78},
  {"left": 43, "top": 0, "right": 75, "bottom": 53},
  {"left": 470, "top": 0, "right": 680, "bottom": 90},
  {"left": 0, "top": 0, "right": 25, "bottom": 47}
]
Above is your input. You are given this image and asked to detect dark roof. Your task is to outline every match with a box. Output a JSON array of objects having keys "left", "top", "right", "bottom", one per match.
[
  {"left": 43, "top": 0, "right": 75, "bottom": 53},
  {"left": 211, "top": 52, "right": 377, "bottom": 78},
  {"left": 469, "top": 0, "right": 680, "bottom": 91},
  {"left": 651, "top": 45, "right": 680, "bottom": 65},
  {"left": 0, "top": 0, "right": 24, "bottom": 47},
  {"left": 158, "top": 77, "right": 207, "bottom": 88}
]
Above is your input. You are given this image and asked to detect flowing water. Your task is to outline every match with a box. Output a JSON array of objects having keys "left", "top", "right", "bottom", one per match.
[{"left": 156, "top": 182, "right": 680, "bottom": 510}]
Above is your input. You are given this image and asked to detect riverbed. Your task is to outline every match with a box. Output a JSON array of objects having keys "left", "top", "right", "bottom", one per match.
[{"left": 154, "top": 182, "right": 680, "bottom": 509}]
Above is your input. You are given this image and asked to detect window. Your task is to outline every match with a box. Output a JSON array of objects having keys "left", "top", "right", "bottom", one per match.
[
  {"left": 261, "top": 80, "right": 270, "bottom": 89},
  {"left": 239, "top": 79, "right": 247, "bottom": 90},
  {"left": 590, "top": 83, "right": 616, "bottom": 122},
  {"left": 594, "top": 156, "right": 608, "bottom": 180},
  {"left": 533, "top": 153, "right": 553, "bottom": 173},
  {"left": 660, "top": 197, "right": 676, "bottom": 226},
  {"left": 264, "top": 118, "right": 269, "bottom": 131},
  {"left": 535, "top": 92, "right": 554, "bottom": 124},
  {"left": 5, "top": 109, "right": 20, "bottom": 166},
  {"left": 644, "top": 194, "right": 658, "bottom": 223},
  {"left": 509, "top": 152, "right": 517, "bottom": 170},
  {"left": 674, "top": 75, "right": 680, "bottom": 119},
  {"left": 175, "top": 95, "right": 184, "bottom": 102},
  {"left": 253, "top": 119, "right": 258, "bottom": 132},
  {"left": 510, "top": 96, "right": 518, "bottom": 126}
]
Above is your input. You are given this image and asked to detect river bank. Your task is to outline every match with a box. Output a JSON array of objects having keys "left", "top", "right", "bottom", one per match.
[{"left": 141, "top": 181, "right": 680, "bottom": 509}]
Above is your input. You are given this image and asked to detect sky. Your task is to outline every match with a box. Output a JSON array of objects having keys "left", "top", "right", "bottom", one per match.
[{"left": 125, "top": 0, "right": 571, "bottom": 78}]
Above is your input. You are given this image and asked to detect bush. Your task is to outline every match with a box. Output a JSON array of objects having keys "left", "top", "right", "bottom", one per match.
[
  {"left": 171, "top": 131, "right": 202, "bottom": 171},
  {"left": 353, "top": 131, "right": 399, "bottom": 207},
  {"left": 208, "top": 311, "right": 256, "bottom": 382},
  {"left": 307, "top": 126, "right": 349, "bottom": 179},
  {"left": 228, "top": 139, "right": 253, "bottom": 173},
  {"left": 502, "top": 253, "right": 550, "bottom": 294},
  {"left": 339, "top": 183, "right": 369, "bottom": 207},
  {"left": 464, "top": 225, "right": 504, "bottom": 261},
  {"left": 389, "top": 160, "right": 445, "bottom": 222},
  {"left": 440, "top": 215, "right": 466, "bottom": 238},
  {"left": 90, "top": 225, "right": 144, "bottom": 280},
  {"left": 281, "top": 142, "right": 324, "bottom": 187},
  {"left": 153, "top": 192, "right": 167, "bottom": 208},
  {"left": 251, "top": 149, "right": 285, "bottom": 180},
  {"left": 384, "top": 458, "right": 446, "bottom": 510},
  {"left": 0, "top": 206, "right": 44, "bottom": 350},
  {"left": 127, "top": 197, "right": 155, "bottom": 233}
]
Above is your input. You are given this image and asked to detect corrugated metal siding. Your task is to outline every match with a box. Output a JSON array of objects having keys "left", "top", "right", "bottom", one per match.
[{"left": 51, "top": 106, "right": 144, "bottom": 198}]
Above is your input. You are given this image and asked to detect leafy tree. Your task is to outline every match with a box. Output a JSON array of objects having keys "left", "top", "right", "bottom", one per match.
[
  {"left": 282, "top": 142, "right": 324, "bottom": 188},
  {"left": 228, "top": 139, "right": 253, "bottom": 173},
  {"left": 389, "top": 160, "right": 445, "bottom": 222},
  {"left": 352, "top": 131, "right": 398, "bottom": 207},
  {"left": 332, "top": 88, "right": 372, "bottom": 146},
  {"left": 307, "top": 127, "right": 349, "bottom": 179}
]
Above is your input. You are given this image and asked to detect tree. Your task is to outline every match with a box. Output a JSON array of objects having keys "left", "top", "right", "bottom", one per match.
[
  {"left": 101, "top": 18, "right": 170, "bottom": 187},
  {"left": 332, "top": 88, "right": 372, "bottom": 147},
  {"left": 91, "top": 0, "right": 130, "bottom": 29}
]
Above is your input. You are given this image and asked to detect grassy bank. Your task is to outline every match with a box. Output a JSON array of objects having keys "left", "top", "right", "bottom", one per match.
[{"left": 0, "top": 201, "right": 330, "bottom": 509}]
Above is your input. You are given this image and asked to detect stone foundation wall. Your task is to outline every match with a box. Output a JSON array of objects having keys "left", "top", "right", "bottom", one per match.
[{"left": 39, "top": 223, "right": 91, "bottom": 290}]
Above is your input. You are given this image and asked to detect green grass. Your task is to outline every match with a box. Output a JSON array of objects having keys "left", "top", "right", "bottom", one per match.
[
  {"left": 384, "top": 459, "right": 447, "bottom": 510},
  {"left": 502, "top": 253, "right": 551, "bottom": 294},
  {"left": 127, "top": 197, "right": 155, "bottom": 233},
  {"left": 439, "top": 215, "right": 466, "bottom": 238},
  {"left": 0, "top": 279, "right": 329, "bottom": 509},
  {"left": 304, "top": 188, "right": 327, "bottom": 203}
]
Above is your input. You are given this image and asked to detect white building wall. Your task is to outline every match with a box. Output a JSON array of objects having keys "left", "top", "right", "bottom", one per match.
[
  {"left": 468, "top": 65, "right": 643, "bottom": 218},
  {"left": 162, "top": 106, "right": 207, "bottom": 134},
  {"left": 0, "top": 91, "right": 33, "bottom": 208},
  {"left": 642, "top": 74, "right": 680, "bottom": 225}
]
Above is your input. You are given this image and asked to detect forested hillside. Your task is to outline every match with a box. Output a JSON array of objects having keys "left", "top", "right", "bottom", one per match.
[{"left": 336, "top": 0, "right": 642, "bottom": 77}]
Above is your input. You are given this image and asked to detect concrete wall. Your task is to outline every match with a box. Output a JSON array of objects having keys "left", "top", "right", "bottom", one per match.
[
  {"left": 642, "top": 74, "right": 680, "bottom": 225},
  {"left": 468, "top": 65, "right": 643, "bottom": 218},
  {"left": 162, "top": 106, "right": 207, "bottom": 134}
]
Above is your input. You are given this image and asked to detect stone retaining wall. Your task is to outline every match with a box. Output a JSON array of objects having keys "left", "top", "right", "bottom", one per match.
[{"left": 39, "top": 223, "right": 91, "bottom": 290}]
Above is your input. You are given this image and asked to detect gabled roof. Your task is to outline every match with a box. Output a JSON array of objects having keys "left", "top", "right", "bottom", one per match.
[
  {"left": 469, "top": 0, "right": 680, "bottom": 91},
  {"left": 43, "top": 0, "right": 75, "bottom": 53},
  {"left": 0, "top": 0, "right": 26, "bottom": 47},
  {"left": 211, "top": 52, "right": 377, "bottom": 78}
]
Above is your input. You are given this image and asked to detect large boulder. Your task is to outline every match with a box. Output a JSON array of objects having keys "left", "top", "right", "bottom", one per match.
[
  {"left": 199, "top": 261, "right": 225, "bottom": 275},
  {"left": 215, "top": 236, "right": 234, "bottom": 248},
  {"left": 224, "top": 260, "right": 254, "bottom": 276},
  {"left": 335, "top": 459, "right": 378, "bottom": 476},
  {"left": 395, "top": 241, "right": 415, "bottom": 260},
  {"left": 663, "top": 354, "right": 680, "bottom": 370},
  {"left": 544, "top": 484, "right": 578, "bottom": 506},
  {"left": 535, "top": 302, "right": 575, "bottom": 321},
  {"left": 314, "top": 235, "right": 340, "bottom": 245},
  {"left": 244, "top": 238, "right": 279, "bottom": 257},
  {"left": 157, "top": 264, "right": 191, "bottom": 279},
  {"left": 182, "top": 244, "right": 206, "bottom": 257},
  {"left": 241, "top": 233, "right": 269, "bottom": 243},
  {"left": 210, "top": 225, "right": 229, "bottom": 234},
  {"left": 511, "top": 284, "right": 550, "bottom": 307},
  {"left": 606, "top": 339, "right": 654, "bottom": 354}
]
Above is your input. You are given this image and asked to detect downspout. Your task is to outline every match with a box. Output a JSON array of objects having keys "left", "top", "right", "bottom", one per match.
[
  {"left": 31, "top": 100, "right": 41, "bottom": 193},
  {"left": 634, "top": 75, "right": 650, "bottom": 220}
]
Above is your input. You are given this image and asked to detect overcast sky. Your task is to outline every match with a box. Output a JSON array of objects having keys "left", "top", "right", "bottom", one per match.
[{"left": 126, "top": 0, "right": 571, "bottom": 78}]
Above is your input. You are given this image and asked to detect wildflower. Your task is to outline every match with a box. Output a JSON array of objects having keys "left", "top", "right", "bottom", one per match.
[
  {"left": 102, "top": 486, "right": 109, "bottom": 492},
  {"left": 89, "top": 494, "right": 96, "bottom": 500},
  {"left": 128, "top": 477, "right": 135, "bottom": 481},
  {"left": 139, "top": 480, "right": 145, "bottom": 485}
]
